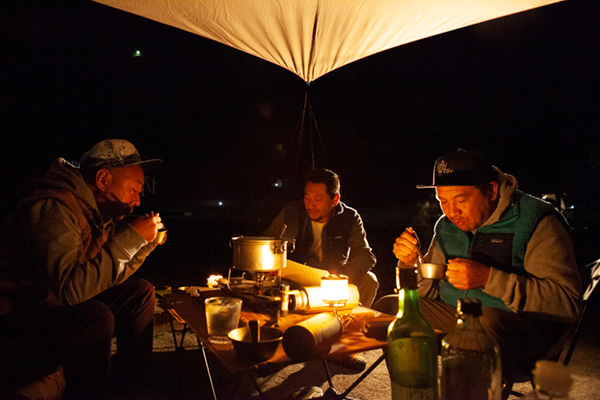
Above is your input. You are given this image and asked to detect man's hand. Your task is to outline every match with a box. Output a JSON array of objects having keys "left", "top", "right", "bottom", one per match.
[
  {"left": 392, "top": 227, "right": 420, "bottom": 266},
  {"left": 130, "top": 212, "right": 165, "bottom": 243},
  {"left": 446, "top": 258, "right": 491, "bottom": 289}
]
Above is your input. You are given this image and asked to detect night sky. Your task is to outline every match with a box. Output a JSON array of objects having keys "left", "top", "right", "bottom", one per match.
[{"left": 2, "top": 0, "right": 600, "bottom": 215}]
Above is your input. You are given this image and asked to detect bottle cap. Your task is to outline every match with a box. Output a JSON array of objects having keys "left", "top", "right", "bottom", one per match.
[{"left": 457, "top": 298, "right": 482, "bottom": 317}]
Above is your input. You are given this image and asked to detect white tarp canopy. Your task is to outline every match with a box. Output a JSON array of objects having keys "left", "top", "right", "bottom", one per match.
[{"left": 92, "top": 0, "right": 563, "bottom": 83}]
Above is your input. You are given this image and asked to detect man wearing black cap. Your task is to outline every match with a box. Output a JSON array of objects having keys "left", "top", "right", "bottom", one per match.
[
  {"left": 0, "top": 139, "right": 164, "bottom": 398},
  {"left": 379, "top": 149, "right": 581, "bottom": 395}
]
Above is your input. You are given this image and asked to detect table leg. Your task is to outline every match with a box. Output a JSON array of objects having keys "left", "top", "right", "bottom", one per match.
[
  {"left": 321, "top": 349, "right": 388, "bottom": 400},
  {"left": 231, "top": 371, "right": 266, "bottom": 400},
  {"left": 200, "top": 342, "right": 265, "bottom": 400},
  {"left": 321, "top": 358, "right": 335, "bottom": 388},
  {"left": 339, "top": 350, "right": 387, "bottom": 399},
  {"left": 247, "top": 373, "right": 265, "bottom": 399},
  {"left": 201, "top": 345, "right": 218, "bottom": 400}
]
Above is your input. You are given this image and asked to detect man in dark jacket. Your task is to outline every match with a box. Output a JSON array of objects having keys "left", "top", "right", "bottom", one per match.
[
  {"left": 265, "top": 168, "right": 378, "bottom": 307},
  {"left": 0, "top": 139, "right": 165, "bottom": 398}
]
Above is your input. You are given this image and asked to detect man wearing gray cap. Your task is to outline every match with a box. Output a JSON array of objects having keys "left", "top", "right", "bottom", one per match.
[
  {"left": 0, "top": 139, "right": 164, "bottom": 398},
  {"left": 377, "top": 149, "right": 581, "bottom": 397}
]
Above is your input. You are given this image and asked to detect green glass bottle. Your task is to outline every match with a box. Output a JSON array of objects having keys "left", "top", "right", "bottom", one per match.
[{"left": 387, "top": 266, "right": 439, "bottom": 400}]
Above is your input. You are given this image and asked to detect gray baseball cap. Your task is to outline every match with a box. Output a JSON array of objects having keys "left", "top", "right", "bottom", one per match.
[{"left": 79, "top": 139, "right": 163, "bottom": 173}]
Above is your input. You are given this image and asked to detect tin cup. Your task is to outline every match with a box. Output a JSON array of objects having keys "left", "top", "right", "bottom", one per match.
[
  {"left": 419, "top": 263, "right": 447, "bottom": 280},
  {"left": 155, "top": 229, "right": 167, "bottom": 245}
]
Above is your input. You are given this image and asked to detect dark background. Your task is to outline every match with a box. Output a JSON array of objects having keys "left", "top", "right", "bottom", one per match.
[{"left": 2, "top": 0, "right": 599, "bottom": 296}]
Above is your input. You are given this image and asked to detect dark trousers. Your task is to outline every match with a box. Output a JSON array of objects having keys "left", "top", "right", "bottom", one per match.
[
  {"left": 2, "top": 278, "right": 155, "bottom": 399},
  {"left": 373, "top": 295, "right": 569, "bottom": 385}
]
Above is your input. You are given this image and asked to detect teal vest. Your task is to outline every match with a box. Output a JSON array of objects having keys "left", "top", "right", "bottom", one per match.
[{"left": 435, "top": 190, "right": 561, "bottom": 311}]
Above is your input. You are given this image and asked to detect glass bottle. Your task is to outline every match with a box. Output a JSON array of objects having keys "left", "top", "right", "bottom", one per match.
[
  {"left": 440, "top": 298, "right": 502, "bottom": 400},
  {"left": 521, "top": 360, "right": 573, "bottom": 400},
  {"left": 387, "top": 266, "right": 439, "bottom": 400}
]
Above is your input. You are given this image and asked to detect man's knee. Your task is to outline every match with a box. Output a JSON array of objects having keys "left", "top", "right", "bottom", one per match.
[
  {"left": 134, "top": 279, "right": 156, "bottom": 318},
  {"left": 479, "top": 307, "right": 519, "bottom": 344},
  {"left": 372, "top": 294, "right": 399, "bottom": 315},
  {"left": 124, "top": 278, "right": 155, "bottom": 302},
  {"left": 114, "top": 278, "right": 155, "bottom": 316},
  {"left": 136, "top": 279, "right": 155, "bottom": 309},
  {"left": 355, "top": 271, "right": 379, "bottom": 308}
]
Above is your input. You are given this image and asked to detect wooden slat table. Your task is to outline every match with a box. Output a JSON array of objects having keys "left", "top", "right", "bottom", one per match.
[{"left": 162, "top": 289, "right": 393, "bottom": 399}]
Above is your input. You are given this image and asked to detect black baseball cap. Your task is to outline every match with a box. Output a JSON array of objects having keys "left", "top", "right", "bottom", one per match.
[{"left": 417, "top": 149, "right": 496, "bottom": 189}]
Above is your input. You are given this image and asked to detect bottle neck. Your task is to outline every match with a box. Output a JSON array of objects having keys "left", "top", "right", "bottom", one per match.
[
  {"left": 397, "top": 287, "right": 421, "bottom": 318},
  {"left": 396, "top": 266, "right": 421, "bottom": 318},
  {"left": 456, "top": 313, "right": 485, "bottom": 331}
]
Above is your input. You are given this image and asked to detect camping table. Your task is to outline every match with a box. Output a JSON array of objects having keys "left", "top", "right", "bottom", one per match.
[{"left": 162, "top": 289, "right": 392, "bottom": 400}]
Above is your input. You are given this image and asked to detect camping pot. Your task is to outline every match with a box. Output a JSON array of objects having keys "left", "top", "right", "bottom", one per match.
[{"left": 230, "top": 236, "right": 295, "bottom": 271}]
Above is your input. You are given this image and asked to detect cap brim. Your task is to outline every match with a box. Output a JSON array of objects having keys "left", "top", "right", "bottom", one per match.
[{"left": 135, "top": 159, "right": 163, "bottom": 173}]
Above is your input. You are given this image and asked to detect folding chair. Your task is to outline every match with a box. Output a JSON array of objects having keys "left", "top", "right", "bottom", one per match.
[
  {"left": 561, "top": 258, "right": 600, "bottom": 366},
  {"left": 508, "top": 257, "right": 600, "bottom": 398}
]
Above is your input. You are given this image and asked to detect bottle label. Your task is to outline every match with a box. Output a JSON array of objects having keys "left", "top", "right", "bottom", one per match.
[
  {"left": 388, "top": 337, "right": 438, "bottom": 400},
  {"left": 391, "top": 381, "right": 437, "bottom": 400}
]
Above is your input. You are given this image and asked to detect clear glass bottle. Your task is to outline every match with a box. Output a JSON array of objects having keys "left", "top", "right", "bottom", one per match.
[
  {"left": 440, "top": 298, "right": 502, "bottom": 400},
  {"left": 521, "top": 360, "right": 573, "bottom": 400},
  {"left": 387, "top": 266, "right": 439, "bottom": 400}
]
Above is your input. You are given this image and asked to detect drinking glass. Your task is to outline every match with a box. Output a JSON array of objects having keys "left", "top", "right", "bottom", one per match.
[{"left": 204, "top": 297, "right": 242, "bottom": 344}]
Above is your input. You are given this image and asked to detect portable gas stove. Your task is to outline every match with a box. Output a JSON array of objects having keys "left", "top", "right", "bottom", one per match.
[
  {"left": 221, "top": 268, "right": 284, "bottom": 300},
  {"left": 221, "top": 235, "right": 295, "bottom": 310}
]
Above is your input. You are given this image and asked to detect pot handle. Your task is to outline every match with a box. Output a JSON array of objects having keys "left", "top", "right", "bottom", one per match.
[
  {"left": 229, "top": 235, "right": 243, "bottom": 247},
  {"left": 274, "top": 239, "right": 295, "bottom": 253},
  {"left": 287, "top": 239, "right": 295, "bottom": 253}
]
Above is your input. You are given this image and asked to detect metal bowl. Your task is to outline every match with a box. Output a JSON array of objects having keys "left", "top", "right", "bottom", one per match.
[
  {"left": 419, "top": 263, "right": 447, "bottom": 280},
  {"left": 228, "top": 326, "right": 284, "bottom": 363}
]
